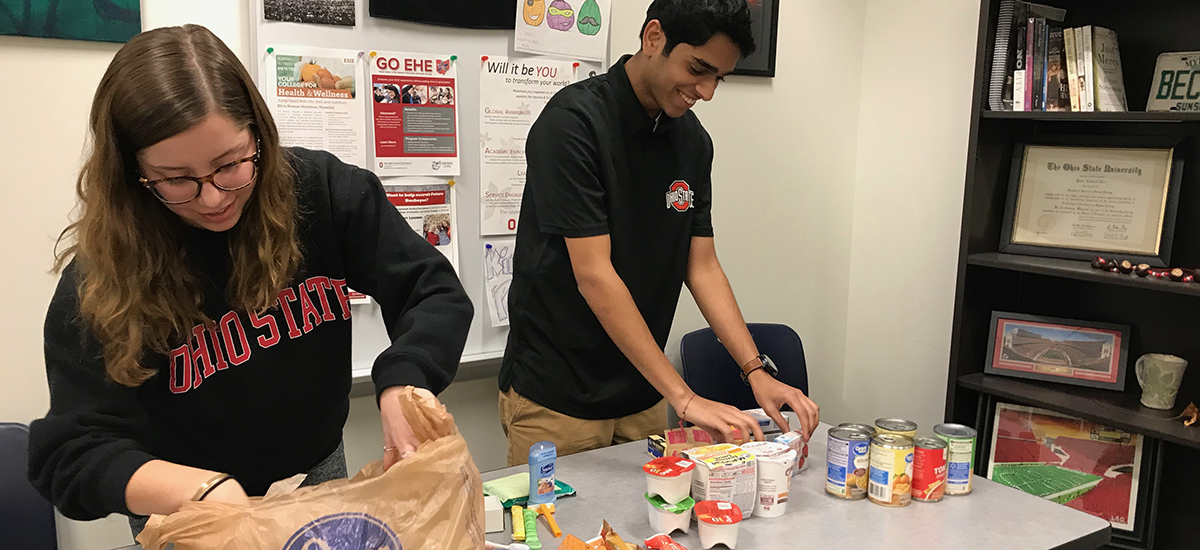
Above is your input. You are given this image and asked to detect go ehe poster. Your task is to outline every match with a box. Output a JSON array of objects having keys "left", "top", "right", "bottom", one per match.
[{"left": 370, "top": 51, "right": 460, "bottom": 176}]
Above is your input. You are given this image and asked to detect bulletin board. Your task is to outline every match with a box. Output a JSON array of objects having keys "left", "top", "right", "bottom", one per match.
[{"left": 247, "top": 0, "right": 607, "bottom": 377}]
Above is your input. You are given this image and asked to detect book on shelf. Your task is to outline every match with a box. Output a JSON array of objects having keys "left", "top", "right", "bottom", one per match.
[
  {"left": 1063, "top": 26, "right": 1080, "bottom": 111},
  {"left": 1080, "top": 25, "right": 1095, "bottom": 111},
  {"left": 1030, "top": 18, "right": 1048, "bottom": 111},
  {"left": 989, "top": 0, "right": 1065, "bottom": 111},
  {"left": 1014, "top": 23, "right": 1027, "bottom": 111},
  {"left": 1044, "top": 27, "right": 1071, "bottom": 111},
  {"left": 1091, "top": 26, "right": 1128, "bottom": 111},
  {"left": 1073, "top": 27, "right": 1091, "bottom": 111}
]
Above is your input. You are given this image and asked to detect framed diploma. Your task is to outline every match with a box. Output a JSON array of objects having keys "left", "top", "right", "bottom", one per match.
[{"left": 1000, "top": 136, "right": 1185, "bottom": 266}]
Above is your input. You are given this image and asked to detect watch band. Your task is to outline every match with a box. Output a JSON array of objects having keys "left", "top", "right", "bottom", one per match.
[
  {"left": 740, "top": 355, "right": 765, "bottom": 385},
  {"left": 739, "top": 355, "right": 764, "bottom": 376}
]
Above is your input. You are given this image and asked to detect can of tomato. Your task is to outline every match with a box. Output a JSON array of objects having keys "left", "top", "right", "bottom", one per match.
[{"left": 911, "top": 436, "right": 948, "bottom": 502}]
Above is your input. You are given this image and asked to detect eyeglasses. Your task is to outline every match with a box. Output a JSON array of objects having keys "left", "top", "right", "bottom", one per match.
[{"left": 140, "top": 142, "right": 261, "bottom": 205}]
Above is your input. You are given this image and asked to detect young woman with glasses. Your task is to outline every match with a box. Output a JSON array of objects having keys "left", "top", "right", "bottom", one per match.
[{"left": 26, "top": 24, "right": 473, "bottom": 539}]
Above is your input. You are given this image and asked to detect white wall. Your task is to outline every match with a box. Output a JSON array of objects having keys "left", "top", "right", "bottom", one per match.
[
  {"left": 0, "top": 1, "right": 977, "bottom": 548},
  {"left": 840, "top": 0, "right": 978, "bottom": 431}
]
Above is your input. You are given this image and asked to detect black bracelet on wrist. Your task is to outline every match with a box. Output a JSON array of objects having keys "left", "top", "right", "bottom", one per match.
[{"left": 197, "top": 475, "right": 236, "bottom": 501}]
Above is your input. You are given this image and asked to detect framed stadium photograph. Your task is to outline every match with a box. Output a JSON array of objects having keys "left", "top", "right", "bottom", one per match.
[
  {"left": 985, "top": 312, "right": 1130, "bottom": 391},
  {"left": 986, "top": 402, "right": 1161, "bottom": 545}
]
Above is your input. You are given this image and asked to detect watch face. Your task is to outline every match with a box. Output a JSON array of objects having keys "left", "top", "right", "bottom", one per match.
[{"left": 760, "top": 355, "right": 779, "bottom": 375}]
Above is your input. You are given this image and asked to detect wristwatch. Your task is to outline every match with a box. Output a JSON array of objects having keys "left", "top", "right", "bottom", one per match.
[{"left": 739, "top": 354, "right": 778, "bottom": 385}]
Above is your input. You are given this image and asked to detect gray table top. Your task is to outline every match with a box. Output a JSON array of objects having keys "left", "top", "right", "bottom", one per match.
[{"left": 484, "top": 423, "right": 1112, "bottom": 550}]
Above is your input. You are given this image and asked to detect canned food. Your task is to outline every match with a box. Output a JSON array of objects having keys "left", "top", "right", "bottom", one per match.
[
  {"left": 868, "top": 433, "right": 914, "bottom": 507},
  {"left": 934, "top": 423, "right": 977, "bottom": 496},
  {"left": 836, "top": 423, "right": 876, "bottom": 436},
  {"left": 874, "top": 418, "right": 918, "bottom": 439},
  {"left": 911, "top": 436, "right": 947, "bottom": 502},
  {"left": 825, "top": 428, "right": 872, "bottom": 500}
]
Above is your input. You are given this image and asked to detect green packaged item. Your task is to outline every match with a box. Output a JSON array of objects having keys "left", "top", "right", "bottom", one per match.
[
  {"left": 644, "top": 492, "right": 695, "bottom": 513},
  {"left": 523, "top": 507, "right": 541, "bottom": 550},
  {"left": 483, "top": 473, "right": 576, "bottom": 508}
]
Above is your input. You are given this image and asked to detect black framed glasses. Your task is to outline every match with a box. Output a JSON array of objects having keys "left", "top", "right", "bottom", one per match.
[{"left": 139, "top": 141, "right": 261, "bottom": 205}]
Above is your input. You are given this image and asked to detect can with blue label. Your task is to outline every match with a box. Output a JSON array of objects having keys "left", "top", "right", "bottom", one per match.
[
  {"left": 934, "top": 423, "right": 977, "bottom": 496},
  {"left": 868, "top": 433, "right": 914, "bottom": 507},
  {"left": 825, "top": 428, "right": 871, "bottom": 500}
]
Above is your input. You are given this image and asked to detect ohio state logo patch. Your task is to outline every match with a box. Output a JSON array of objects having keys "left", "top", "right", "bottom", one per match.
[{"left": 665, "top": 180, "right": 694, "bottom": 212}]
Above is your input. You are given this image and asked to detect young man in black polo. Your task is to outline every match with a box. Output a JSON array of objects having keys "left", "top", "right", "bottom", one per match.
[{"left": 499, "top": 0, "right": 819, "bottom": 466}]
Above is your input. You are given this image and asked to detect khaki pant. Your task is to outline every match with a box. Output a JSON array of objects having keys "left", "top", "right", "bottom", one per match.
[{"left": 499, "top": 388, "right": 667, "bottom": 466}]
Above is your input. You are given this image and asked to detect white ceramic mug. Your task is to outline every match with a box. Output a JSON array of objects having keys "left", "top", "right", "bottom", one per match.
[{"left": 1135, "top": 354, "right": 1188, "bottom": 410}]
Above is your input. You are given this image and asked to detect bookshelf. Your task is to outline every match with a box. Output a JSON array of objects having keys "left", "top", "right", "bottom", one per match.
[{"left": 949, "top": 2, "right": 1200, "bottom": 549}]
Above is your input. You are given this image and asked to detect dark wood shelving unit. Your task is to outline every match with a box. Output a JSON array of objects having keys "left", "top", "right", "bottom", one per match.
[
  {"left": 958, "top": 373, "right": 1200, "bottom": 449},
  {"left": 967, "top": 253, "right": 1200, "bottom": 297},
  {"left": 981, "top": 110, "right": 1200, "bottom": 123},
  {"left": 949, "top": 2, "right": 1200, "bottom": 549}
]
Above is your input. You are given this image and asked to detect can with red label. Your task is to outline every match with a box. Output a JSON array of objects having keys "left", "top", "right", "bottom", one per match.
[{"left": 911, "top": 436, "right": 948, "bottom": 502}]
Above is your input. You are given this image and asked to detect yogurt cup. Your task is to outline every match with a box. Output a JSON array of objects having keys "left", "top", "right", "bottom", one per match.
[
  {"left": 644, "top": 493, "right": 695, "bottom": 535},
  {"left": 694, "top": 500, "right": 742, "bottom": 549},
  {"left": 739, "top": 441, "right": 797, "bottom": 518},
  {"left": 771, "top": 430, "right": 809, "bottom": 475},
  {"left": 643, "top": 457, "right": 696, "bottom": 504}
]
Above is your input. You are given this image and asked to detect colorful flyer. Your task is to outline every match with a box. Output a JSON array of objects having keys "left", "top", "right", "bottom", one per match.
[
  {"left": 483, "top": 238, "right": 516, "bottom": 327},
  {"left": 479, "top": 56, "right": 578, "bottom": 235},
  {"left": 383, "top": 180, "right": 458, "bottom": 271},
  {"left": 262, "top": 46, "right": 367, "bottom": 169},
  {"left": 988, "top": 402, "right": 1143, "bottom": 531},
  {"left": 515, "top": 0, "right": 611, "bottom": 63},
  {"left": 369, "top": 51, "right": 460, "bottom": 176}
]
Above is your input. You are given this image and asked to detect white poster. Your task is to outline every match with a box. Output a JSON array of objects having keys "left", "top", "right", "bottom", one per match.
[
  {"left": 383, "top": 180, "right": 458, "bottom": 271},
  {"left": 515, "top": 0, "right": 611, "bottom": 63},
  {"left": 479, "top": 56, "right": 578, "bottom": 236},
  {"left": 262, "top": 46, "right": 367, "bottom": 169},
  {"left": 369, "top": 52, "right": 461, "bottom": 176},
  {"left": 484, "top": 238, "right": 516, "bottom": 327}
]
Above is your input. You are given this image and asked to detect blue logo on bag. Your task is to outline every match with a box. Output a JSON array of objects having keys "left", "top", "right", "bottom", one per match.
[{"left": 282, "top": 512, "right": 402, "bottom": 550}]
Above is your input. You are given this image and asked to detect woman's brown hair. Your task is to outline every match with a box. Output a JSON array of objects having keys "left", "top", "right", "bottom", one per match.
[{"left": 55, "top": 24, "right": 302, "bottom": 386}]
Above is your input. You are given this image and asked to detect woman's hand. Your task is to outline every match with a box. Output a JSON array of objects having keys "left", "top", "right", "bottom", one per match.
[{"left": 379, "top": 385, "right": 436, "bottom": 470}]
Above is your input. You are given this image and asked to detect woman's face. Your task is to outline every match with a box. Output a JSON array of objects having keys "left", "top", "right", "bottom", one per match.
[
  {"left": 138, "top": 113, "right": 258, "bottom": 232},
  {"left": 386, "top": 89, "right": 397, "bottom": 100}
]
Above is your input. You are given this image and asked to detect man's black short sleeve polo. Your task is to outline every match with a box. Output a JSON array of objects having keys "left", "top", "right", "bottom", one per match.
[
  {"left": 525, "top": 106, "right": 608, "bottom": 238},
  {"left": 501, "top": 56, "right": 718, "bottom": 419}
]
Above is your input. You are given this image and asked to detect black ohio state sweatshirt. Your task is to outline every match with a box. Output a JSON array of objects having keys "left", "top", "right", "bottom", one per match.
[{"left": 29, "top": 148, "right": 473, "bottom": 520}]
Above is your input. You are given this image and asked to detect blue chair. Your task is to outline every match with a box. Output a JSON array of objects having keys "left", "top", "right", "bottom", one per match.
[
  {"left": 0, "top": 422, "right": 57, "bottom": 549},
  {"left": 679, "top": 323, "right": 809, "bottom": 412}
]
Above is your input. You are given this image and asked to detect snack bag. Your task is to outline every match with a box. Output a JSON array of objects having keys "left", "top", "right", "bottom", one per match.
[
  {"left": 137, "top": 388, "right": 484, "bottom": 549},
  {"left": 601, "top": 520, "right": 645, "bottom": 550},
  {"left": 645, "top": 534, "right": 690, "bottom": 550}
]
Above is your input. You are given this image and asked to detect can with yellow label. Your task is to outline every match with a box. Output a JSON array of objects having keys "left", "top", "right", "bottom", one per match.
[
  {"left": 868, "top": 433, "right": 914, "bottom": 507},
  {"left": 874, "top": 418, "right": 918, "bottom": 439}
]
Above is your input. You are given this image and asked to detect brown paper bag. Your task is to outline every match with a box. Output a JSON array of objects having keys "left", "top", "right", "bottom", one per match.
[{"left": 137, "top": 387, "right": 484, "bottom": 549}]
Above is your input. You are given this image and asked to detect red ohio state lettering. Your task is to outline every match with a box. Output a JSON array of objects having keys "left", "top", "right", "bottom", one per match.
[
  {"left": 307, "top": 277, "right": 337, "bottom": 321},
  {"left": 219, "top": 312, "right": 252, "bottom": 366},
  {"left": 168, "top": 344, "right": 192, "bottom": 394}
]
